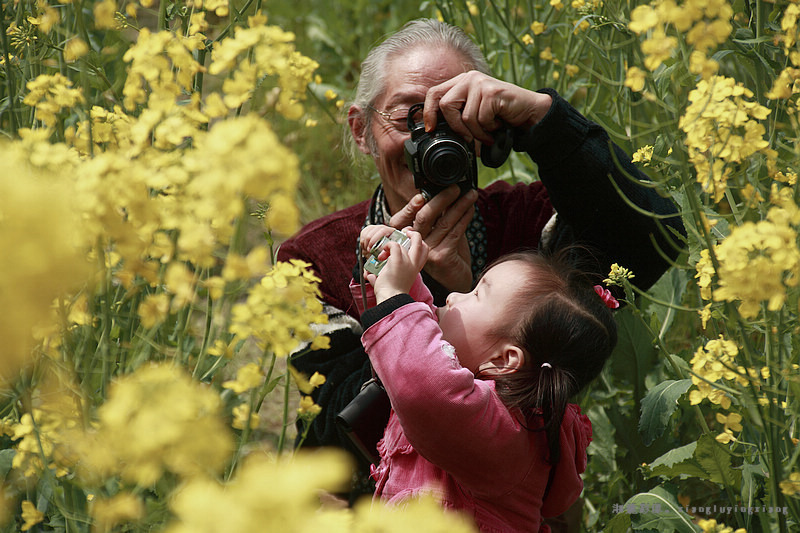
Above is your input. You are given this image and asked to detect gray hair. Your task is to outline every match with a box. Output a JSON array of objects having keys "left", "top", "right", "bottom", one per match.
[{"left": 347, "top": 18, "right": 491, "bottom": 160}]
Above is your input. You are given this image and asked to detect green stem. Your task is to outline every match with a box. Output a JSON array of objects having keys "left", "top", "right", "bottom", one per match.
[
  {"left": 276, "top": 365, "right": 291, "bottom": 454},
  {"left": 0, "top": 1, "right": 19, "bottom": 135},
  {"left": 158, "top": 0, "right": 169, "bottom": 31}
]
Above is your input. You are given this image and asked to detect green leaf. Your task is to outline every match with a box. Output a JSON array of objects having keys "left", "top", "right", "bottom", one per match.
[
  {"left": 644, "top": 441, "right": 708, "bottom": 480},
  {"left": 603, "top": 486, "right": 700, "bottom": 532},
  {"left": 0, "top": 448, "right": 15, "bottom": 480},
  {"left": 639, "top": 379, "right": 692, "bottom": 446},
  {"left": 628, "top": 486, "right": 700, "bottom": 532},
  {"left": 608, "top": 308, "right": 659, "bottom": 393},
  {"left": 694, "top": 434, "right": 742, "bottom": 490},
  {"left": 603, "top": 511, "right": 632, "bottom": 533}
]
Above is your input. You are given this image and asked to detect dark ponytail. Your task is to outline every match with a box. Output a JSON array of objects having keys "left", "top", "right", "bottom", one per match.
[{"left": 489, "top": 250, "right": 618, "bottom": 465}]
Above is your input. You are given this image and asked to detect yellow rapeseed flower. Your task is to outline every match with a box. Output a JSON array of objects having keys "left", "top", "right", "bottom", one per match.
[
  {"left": 604, "top": 263, "right": 635, "bottom": 286},
  {"left": 298, "top": 395, "right": 322, "bottom": 417},
  {"left": 625, "top": 66, "right": 647, "bottom": 92},
  {"left": 137, "top": 293, "right": 170, "bottom": 329},
  {"left": 229, "top": 260, "right": 328, "bottom": 356},
  {"left": 164, "top": 450, "right": 354, "bottom": 533},
  {"left": 232, "top": 403, "right": 260, "bottom": 430},
  {"left": 697, "top": 518, "right": 746, "bottom": 533},
  {"left": 780, "top": 472, "right": 800, "bottom": 497},
  {"left": 631, "top": 144, "right": 653, "bottom": 164},
  {"left": 21, "top": 501, "right": 44, "bottom": 531},
  {"left": 92, "top": 363, "right": 233, "bottom": 485},
  {"left": 629, "top": 5, "right": 659, "bottom": 35},
  {"left": 711, "top": 210, "right": 800, "bottom": 318},
  {"left": 91, "top": 493, "right": 144, "bottom": 532},
  {"left": 94, "top": 0, "right": 118, "bottom": 30},
  {"left": 223, "top": 363, "right": 264, "bottom": 394}
]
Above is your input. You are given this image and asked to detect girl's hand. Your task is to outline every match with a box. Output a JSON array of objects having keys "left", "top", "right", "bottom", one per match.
[
  {"left": 360, "top": 226, "right": 428, "bottom": 304},
  {"left": 388, "top": 186, "right": 476, "bottom": 294}
]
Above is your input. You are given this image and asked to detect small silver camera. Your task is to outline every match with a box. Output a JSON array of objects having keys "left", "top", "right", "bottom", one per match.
[{"left": 363, "top": 230, "right": 411, "bottom": 276}]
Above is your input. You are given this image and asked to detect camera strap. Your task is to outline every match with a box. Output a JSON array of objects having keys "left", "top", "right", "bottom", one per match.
[{"left": 356, "top": 241, "right": 380, "bottom": 389}]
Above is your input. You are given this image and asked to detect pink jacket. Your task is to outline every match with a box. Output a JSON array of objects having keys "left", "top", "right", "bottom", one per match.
[{"left": 351, "top": 276, "right": 592, "bottom": 533}]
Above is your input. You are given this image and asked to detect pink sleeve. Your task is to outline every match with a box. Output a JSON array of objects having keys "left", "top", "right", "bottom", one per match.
[
  {"left": 349, "top": 274, "right": 434, "bottom": 315},
  {"left": 362, "top": 303, "right": 531, "bottom": 495}
]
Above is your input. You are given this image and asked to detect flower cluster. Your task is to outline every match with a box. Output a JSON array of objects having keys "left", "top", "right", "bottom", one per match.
[
  {"left": 207, "top": 16, "right": 319, "bottom": 119},
  {"left": 629, "top": 0, "right": 732, "bottom": 70},
  {"left": 688, "top": 336, "right": 745, "bottom": 409},
  {"left": 0, "top": 136, "right": 90, "bottom": 378},
  {"left": 71, "top": 363, "right": 234, "bottom": 486},
  {"left": 695, "top": 193, "right": 800, "bottom": 318},
  {"left": 229, "top": 260, "right": 330, "bottom": 356},
  {"left": 679, "top": 76, "right": 771, "bottom": 202}
]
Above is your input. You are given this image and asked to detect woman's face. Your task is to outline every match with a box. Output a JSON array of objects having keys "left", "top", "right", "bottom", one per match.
[{"left": 358, "top": 47, "right": 469, "bottom": 214}]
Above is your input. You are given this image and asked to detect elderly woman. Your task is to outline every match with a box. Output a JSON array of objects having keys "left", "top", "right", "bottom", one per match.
[{"left": 278, "top": 18, "right": 683, "bottom": 499}]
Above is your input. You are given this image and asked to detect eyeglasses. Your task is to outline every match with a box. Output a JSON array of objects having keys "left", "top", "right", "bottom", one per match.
[{"left": 368, "top": 105, "right": 419, "bottom": 133}]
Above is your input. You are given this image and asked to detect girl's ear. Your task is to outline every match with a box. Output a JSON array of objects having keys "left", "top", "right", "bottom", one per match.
[
  {"left": 348, "top": 105, "right": 371, "bottom": 155},
  {"left": 479, "top": 344, "right": 525, "bottom": 377}
]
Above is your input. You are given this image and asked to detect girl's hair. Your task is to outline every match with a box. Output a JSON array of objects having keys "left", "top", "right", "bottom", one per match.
[
  {"left": 347, "top": 18, "right": 491, "bottom": 159},
  {"left": 487, "top": 249, "right": 618, "bottom": 465}
]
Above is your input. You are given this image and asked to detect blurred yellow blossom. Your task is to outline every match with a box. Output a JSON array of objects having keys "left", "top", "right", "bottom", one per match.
[
  {"left": 697, "top": 518, "right": 746, "bottom": 533},
  {"left": 625, "top": 66, "right": 646, "bottom": 92},
  {"left": 629, "top": 5, "right": 658, "bottom": 34},
  {"left": 689, "top": 51, "right": 720, "bottom": 79},
  {"left": 137, "top": 293, "right": 170, "bottom": 329},
  {"left": 64, "top": 37, "right": 88, "bottom": 61},
  {"left": 91, "top": 492, "right": 144, "bottom": 532},
  {"left": 164, "top": 450, "right": 353, "bottom": 533},
  {"left": 530, "top": 21, "right": 546, "bottom": 35},
  {"left": 232, "top": 403, "right": 260, "bottom": 430},
  {"left": 780, "top": 472, "right": 800, "bottom": 497},
  {"left": 0, "top": 138, "right": 90, "bottom": 378},
  {"left": 23, "top": 73, "right": 85, "bottom": 127},
  {"left": 21, "top": 501, "right": 44, "bottom": 531},
  {"left": 88, "top": 363, "right": 233, "bottom": 485},
  {"left": 223, "top": 363, "right": 264, "bottom": 394},
  {"left": 94, "top": 0, "right": 118, "bottom": 30},
  {"left": 298, "top": 395, "right": 322, "bottom": 417}
]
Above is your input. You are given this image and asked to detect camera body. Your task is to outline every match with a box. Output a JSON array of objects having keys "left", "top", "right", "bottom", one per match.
[
  {"left": 403, "top": 103, "right": 478, "bottom": 199},
  {"left": 403, "top": 102, "right": 513, "bottom": 199}
]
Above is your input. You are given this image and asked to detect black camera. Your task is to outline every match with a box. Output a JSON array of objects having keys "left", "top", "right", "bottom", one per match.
[{"left": 403, "top": 102, "right": 513, "bottom": 199}]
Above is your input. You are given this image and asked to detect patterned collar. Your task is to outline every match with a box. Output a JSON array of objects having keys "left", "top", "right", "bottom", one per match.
[{"left": 365, "top": 185, "right": 488, "bottom": 282}]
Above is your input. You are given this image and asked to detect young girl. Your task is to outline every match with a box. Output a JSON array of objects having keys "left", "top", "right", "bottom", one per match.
[{"left": 352, "top": 225, "right": 618, "bottom": 533}]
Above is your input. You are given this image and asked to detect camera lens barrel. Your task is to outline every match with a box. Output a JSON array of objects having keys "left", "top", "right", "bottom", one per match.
[{"left": 421, "top": 137, "right": 470, "bottom": 185}]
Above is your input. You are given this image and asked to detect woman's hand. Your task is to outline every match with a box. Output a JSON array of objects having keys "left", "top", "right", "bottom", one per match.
[
  {"left": 388, "top": 185, "right": 476, "bottom": 294},
  {"left": 360, "top": 226, "right": 429, "bottom": 304}
]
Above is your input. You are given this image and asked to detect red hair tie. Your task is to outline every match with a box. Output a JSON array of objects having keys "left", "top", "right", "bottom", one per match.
[{"left": 594, "top": 285, "right": 619, "bottom": 309}]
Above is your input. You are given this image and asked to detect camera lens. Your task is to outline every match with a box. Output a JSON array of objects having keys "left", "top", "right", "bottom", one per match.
[{"left": 423, "top": 139, "right": 470, "bottom": 185}]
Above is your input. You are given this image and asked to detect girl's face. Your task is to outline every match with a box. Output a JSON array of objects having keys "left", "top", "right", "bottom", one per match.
[{"left": 437, "top": 260, "right": 530, "bottom": 374}]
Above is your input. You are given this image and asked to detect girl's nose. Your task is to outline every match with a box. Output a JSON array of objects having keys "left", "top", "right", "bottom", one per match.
[{"left": 446, "top": 292, "right": 463, "bottom": 307}]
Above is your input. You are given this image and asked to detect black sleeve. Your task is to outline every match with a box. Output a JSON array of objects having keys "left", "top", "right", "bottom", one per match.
[
  {"left": 514, "top": 88, "right": 686, "bottom": 291},
  {"left": 290, "top": 326, "right": 372, "bottom": 453}
]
